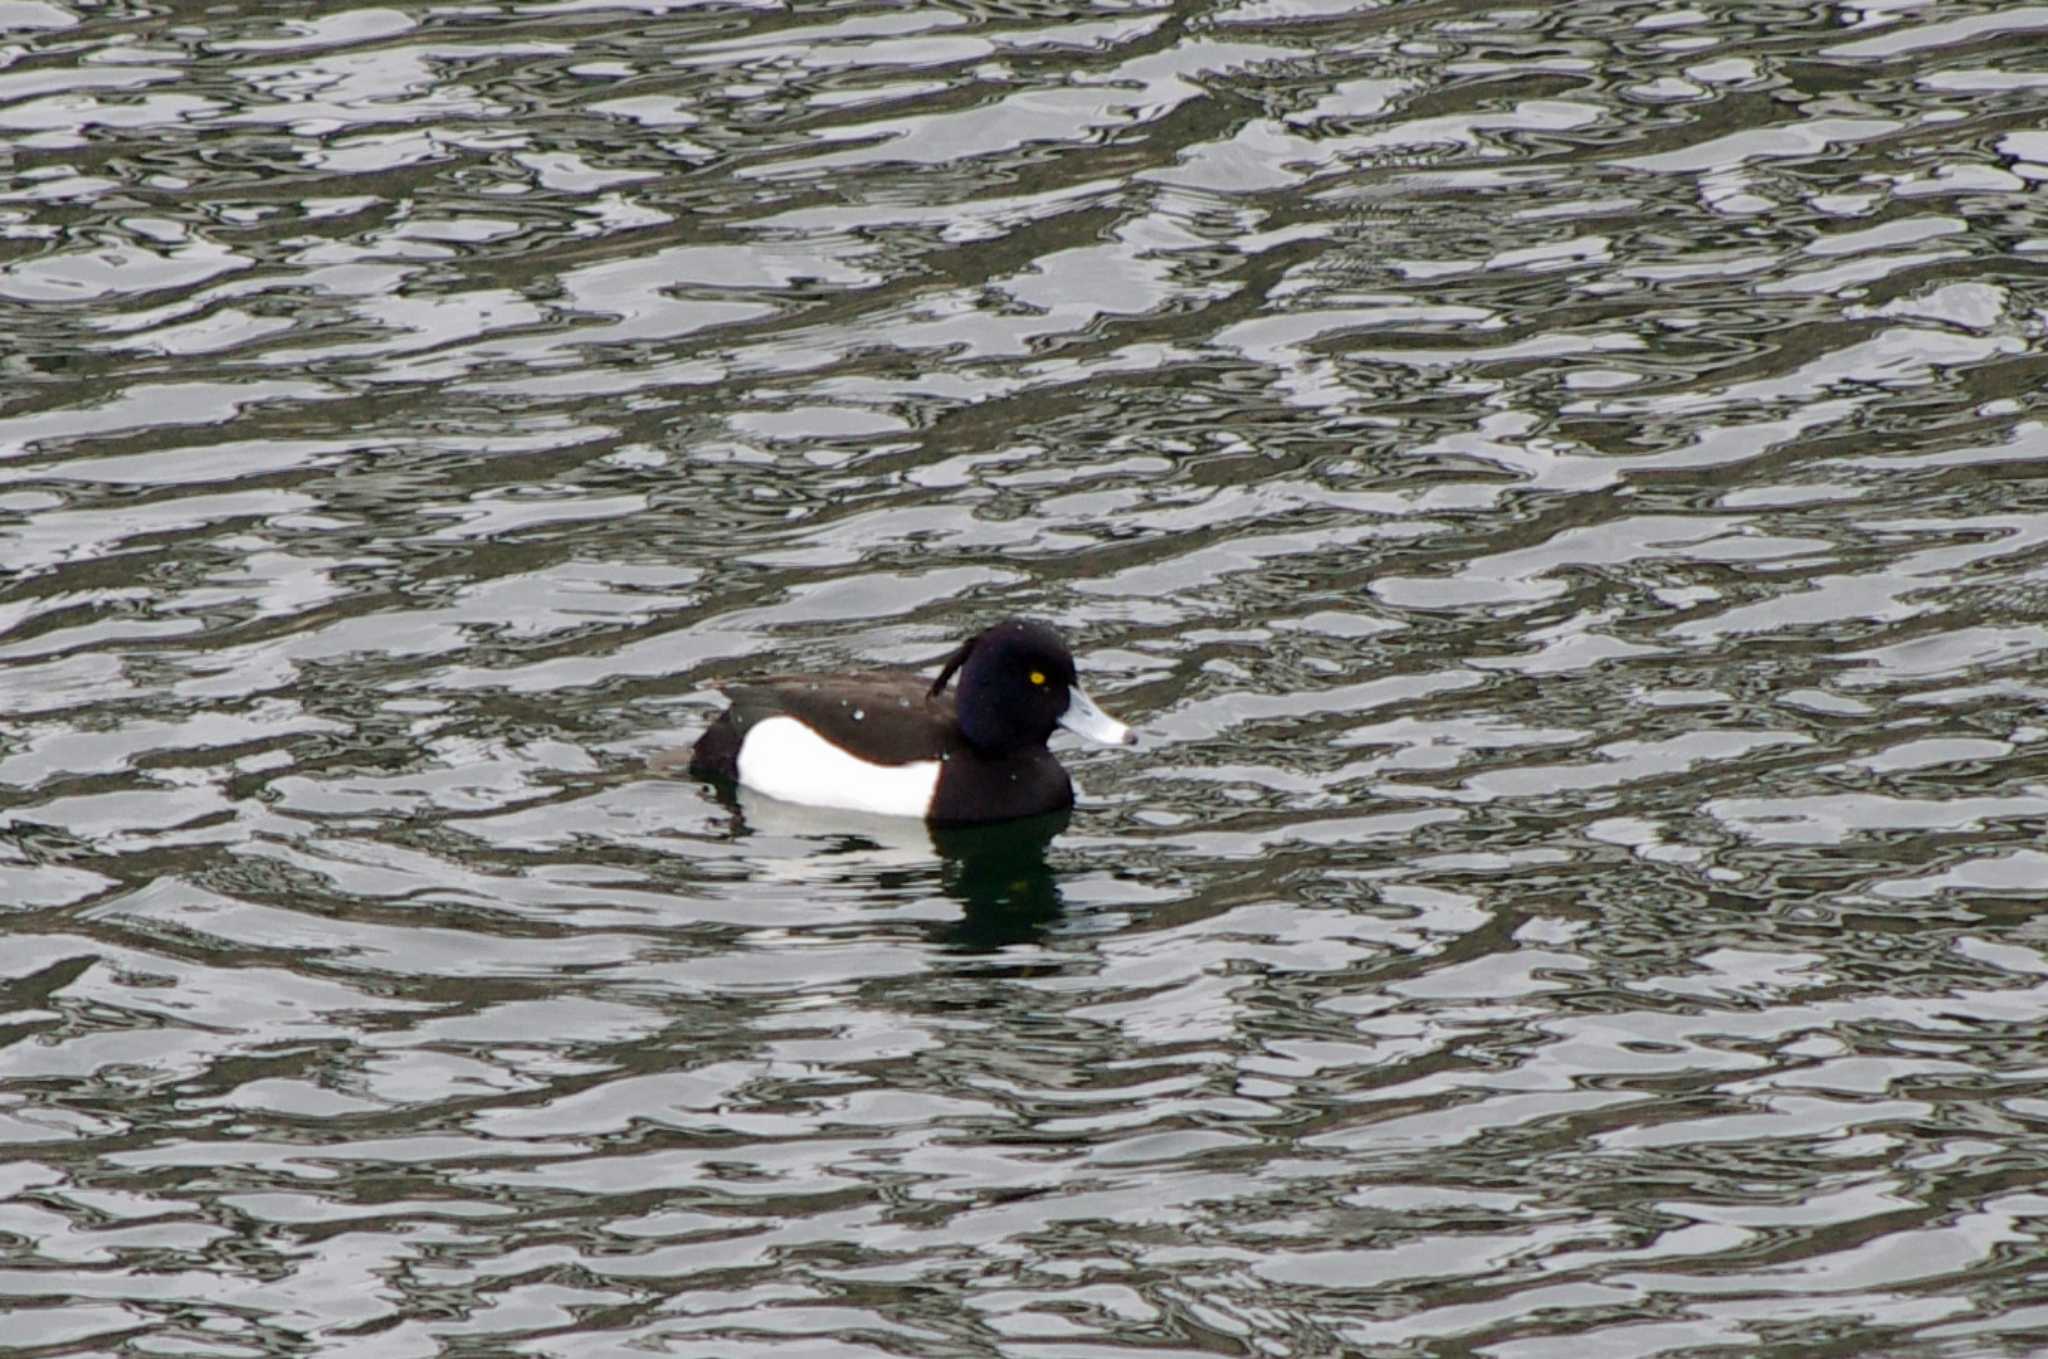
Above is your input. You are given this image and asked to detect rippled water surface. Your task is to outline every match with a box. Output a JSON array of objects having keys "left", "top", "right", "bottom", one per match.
[{"left": 7, "top": 0, "right": 2048, "bottom": 1353}]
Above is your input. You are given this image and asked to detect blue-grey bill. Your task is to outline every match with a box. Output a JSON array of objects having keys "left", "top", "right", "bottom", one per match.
[{"left": 1059, "top": 686, "right": 1135, "bottom": 746}]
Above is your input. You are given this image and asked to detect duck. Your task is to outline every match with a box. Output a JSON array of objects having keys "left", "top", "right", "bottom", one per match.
[{"left": 687, "top": 618, "right": 1134, "bottom": 825}]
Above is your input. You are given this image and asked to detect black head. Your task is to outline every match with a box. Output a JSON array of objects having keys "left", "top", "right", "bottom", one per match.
[{"left": 929, "top": 618, "right": 1130, "bottom": 756}]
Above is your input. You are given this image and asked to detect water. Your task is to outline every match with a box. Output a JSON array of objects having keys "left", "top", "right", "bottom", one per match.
[{"left": 5, "top": 0, "right": 2048, "bottom": 1354}]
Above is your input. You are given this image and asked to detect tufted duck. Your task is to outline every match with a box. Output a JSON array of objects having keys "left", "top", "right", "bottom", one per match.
[{"left": 687, "top": 618, "right": 1134, "bottom": 824}]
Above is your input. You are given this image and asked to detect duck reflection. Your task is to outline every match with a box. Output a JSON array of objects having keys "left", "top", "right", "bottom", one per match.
[
  {"left": 928, "top": 810, "right": 1069, "bottom": 950},
  {"left": 724, "top": 789, "right": 1068, "bottom": 950}
]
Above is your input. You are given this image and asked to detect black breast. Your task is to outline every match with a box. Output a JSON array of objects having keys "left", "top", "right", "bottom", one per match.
[{"left": 928, "top": 745, "right": 1073, "bottom": 826}]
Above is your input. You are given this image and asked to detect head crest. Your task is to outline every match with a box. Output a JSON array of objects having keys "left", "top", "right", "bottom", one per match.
[{"left": 928, "top": 633, "right": 978, "bottom": 698}]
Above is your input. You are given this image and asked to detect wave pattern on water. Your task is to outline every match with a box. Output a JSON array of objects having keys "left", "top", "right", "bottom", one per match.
[{"left": 5, "top": 1, "right": 2048, "bottom": 1355}]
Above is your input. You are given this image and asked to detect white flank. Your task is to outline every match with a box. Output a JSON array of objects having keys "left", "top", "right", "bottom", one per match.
[{"left": 734, "top": 716, "right": 941, "bottom": 819}]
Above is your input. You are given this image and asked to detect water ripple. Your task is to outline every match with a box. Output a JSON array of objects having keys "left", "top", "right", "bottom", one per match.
[{"left": 5, "top": 1, "right": 2048, "bottom": 1355}]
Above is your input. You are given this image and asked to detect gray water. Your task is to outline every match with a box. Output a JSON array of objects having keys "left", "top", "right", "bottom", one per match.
[{"left": 5, "top": 1, "right": 2048, "bottom": 1354}]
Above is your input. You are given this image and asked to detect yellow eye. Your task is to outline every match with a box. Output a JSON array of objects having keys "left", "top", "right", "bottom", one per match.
[{"left": 1030, "top": 670, "right": 1046, "bottom": 686}]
